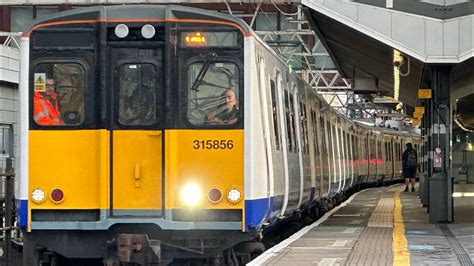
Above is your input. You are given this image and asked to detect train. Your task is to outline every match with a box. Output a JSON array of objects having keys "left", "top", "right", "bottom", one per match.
[{"left": 16, "top": 5, "right": 420, "bottom": 265}]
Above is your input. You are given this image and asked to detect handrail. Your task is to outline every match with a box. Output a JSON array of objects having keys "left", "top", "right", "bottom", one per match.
[{"left": 0, "top": 32, "right": 21, "bottom": 49}]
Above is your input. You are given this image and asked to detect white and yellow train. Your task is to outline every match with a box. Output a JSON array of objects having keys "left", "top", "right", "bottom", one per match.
[{"left": 16, "top": 5, "right": 419, "bottom": 264}]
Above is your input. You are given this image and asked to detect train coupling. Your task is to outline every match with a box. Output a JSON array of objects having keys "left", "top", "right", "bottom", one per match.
[{"left": 104, "top": 234, "right": 161, "bottom": 265}]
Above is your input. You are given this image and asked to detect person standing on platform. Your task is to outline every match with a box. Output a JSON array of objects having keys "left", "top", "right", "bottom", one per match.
[{"left": 402, "top": 142, "right": 418, "bottom": 192}]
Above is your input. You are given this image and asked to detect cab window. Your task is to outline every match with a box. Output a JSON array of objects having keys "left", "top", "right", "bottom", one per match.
[
  {"left": 186, "top": 62, "right": 240, "bottom": 126},
  {"left": 32, "top": 63, "right": 85, "bottom": 126}
]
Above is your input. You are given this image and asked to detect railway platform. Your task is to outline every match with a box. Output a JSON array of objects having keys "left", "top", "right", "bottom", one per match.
[{"left": 250, "top": 184, "right": 474, "bottom": 266}]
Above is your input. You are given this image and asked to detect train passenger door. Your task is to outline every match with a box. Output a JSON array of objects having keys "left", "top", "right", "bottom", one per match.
[{"left": 110, "top": 46, "right": 164, "bottom": 216}]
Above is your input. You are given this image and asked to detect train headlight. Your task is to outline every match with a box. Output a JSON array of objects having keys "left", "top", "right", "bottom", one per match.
[
  {"left": 180, "top": 183, "right": 202, "bottom": 207},
  {"left": 31, "top": 188, "right": 46, "bottom": 203},
  {"left": 227, "top": 187, "right": 242, "bottom": 204},
  {"left": 115, "top": 24, "right": 129, "bottom": 38},
  {"left": 141, "top": 24, "right": 156, "bottom": 39}
]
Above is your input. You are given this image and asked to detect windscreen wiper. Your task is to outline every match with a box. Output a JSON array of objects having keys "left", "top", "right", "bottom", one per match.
[{"left": 190, "top": 52, "right": 217, "bottom": 92}]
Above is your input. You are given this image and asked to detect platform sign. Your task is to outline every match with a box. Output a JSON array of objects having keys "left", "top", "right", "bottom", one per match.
[
  {"left": 412, "top": 118, "right": 421, "bottom": 126},
  {"left": 413, "top": 112, "right": 423, "bottom": 119},
  {"left": 434, "top": 147, "right": 442, "bottom": 169},
  {"left": 34, "top": 73, "right": 46, "bottom": 92},
  {"left": 415, "top": 107, "right": 425, "bottom": 114},
  {"left": 418, "top": 89, "right": 432, "bottom": 99}
]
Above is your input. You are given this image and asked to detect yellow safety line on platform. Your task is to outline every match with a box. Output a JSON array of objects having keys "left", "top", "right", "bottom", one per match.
[{"left": 393, "top": 190, "right": 410, "bottom": 266}]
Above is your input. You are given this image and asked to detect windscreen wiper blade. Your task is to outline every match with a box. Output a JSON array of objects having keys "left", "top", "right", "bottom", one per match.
[{"left": 190, "top": 52, "right": 217, "bottom": 92}]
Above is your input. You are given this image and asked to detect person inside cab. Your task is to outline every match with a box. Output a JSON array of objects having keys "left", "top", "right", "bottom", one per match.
[
  {"left": 402, "top": 142, "right": 418, "bottom": 192},
  {"left": 34, "top": 78, "right": 63, "bottom": 125},
  {"left": 206, "top": 88, "right": 239, "bottom": 125}
]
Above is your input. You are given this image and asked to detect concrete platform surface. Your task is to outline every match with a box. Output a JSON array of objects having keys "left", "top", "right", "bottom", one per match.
[{"left": 250, "top": 184, "right": 474, "bottom": 266}]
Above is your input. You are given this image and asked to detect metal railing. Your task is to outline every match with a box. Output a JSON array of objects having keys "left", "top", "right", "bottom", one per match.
[
  {"left": 0, "top": 124, "right": 16, "bottom": 266},
  {"left": 0, "top": 32, "right": 21, "bottom": 49}
]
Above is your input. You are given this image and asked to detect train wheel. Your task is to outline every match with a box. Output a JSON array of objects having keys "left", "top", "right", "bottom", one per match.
[
  {"left": 235, "top": 241, "right": 265, "bottom": 261},
  {"left": 310, "top": 206, "right": 320, "bottom": 220},
  {"left": 301, "top": 214, "right": 313, "bottom": 226},
  {"left": 318, "top": 201, "right": 329, "bottom": 215},
  {"left": 23, "top": 237, "right": 74, "bottom": 266},
  {"left": 210, "top": 255, "right": 224, "bottom": 265},
  {"left": 23, "top": 236, "right": 41, "bottom": 266},
  {"left": 326, "top": 199, "right": 334, "bottom": 210},
  {"left": 331, "top": 197, "right": 338, "bottom": 207}
]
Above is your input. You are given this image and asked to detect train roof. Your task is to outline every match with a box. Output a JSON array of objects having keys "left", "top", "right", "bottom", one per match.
[
  {"left": 25, "top": 5, "right": 252, "bottom": 36},
  {"left": 354, "top": 121, "right": 419, "bottom": 137}
]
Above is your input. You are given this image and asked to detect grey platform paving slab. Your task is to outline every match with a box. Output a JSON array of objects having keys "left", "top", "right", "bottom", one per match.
[{"left": 407, "top": 236, "right": 460, "bottom": 265}]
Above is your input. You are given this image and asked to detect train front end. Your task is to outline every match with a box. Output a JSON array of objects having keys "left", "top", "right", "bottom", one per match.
[{"left": 17, "top": 5, "right": 254, "bottom": 263}]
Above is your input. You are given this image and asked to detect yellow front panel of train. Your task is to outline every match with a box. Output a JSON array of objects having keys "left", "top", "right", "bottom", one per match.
[
  {"left": 166, "top": 129, "right": 244, "bottom": 210},
  {"left": 29, "top": 130, "right": 108, "bottom": 209},
  {"left": 112, "top": 130, "right": 162, "bottom": 211}
]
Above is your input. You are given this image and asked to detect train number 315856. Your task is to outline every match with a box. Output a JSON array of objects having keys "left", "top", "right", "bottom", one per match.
[{"left": 193, "top": 140, "right": 234, "bottom": 150}]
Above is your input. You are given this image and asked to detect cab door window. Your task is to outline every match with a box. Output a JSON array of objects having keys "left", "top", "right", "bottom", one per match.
[{"left": 117, "top": 63, "right": 157, "bottom": 126}]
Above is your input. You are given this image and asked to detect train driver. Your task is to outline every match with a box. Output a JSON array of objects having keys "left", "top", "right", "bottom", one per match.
[
  {"left": 34, "top": 78, "right": 64, "bottom": 125},
  {"left": 206, "top": 88, "right": 239, "bottom": 125}
]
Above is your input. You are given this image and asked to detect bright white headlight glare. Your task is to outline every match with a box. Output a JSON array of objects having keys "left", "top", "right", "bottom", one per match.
[
  {"left": 227, "top": 188, "right": 242, "bottom": 204},
  {"left": 31, "top": 188, "right": 46, "bottom": 203},
  {"left": 180, "top": 183, "right": 202, "bottom": 207},
  {"left": 115, "top": 24, "right": 129, "bottom": 38},
  {"left": 141, "top": 24, "right": 156, "bottom": 39}
]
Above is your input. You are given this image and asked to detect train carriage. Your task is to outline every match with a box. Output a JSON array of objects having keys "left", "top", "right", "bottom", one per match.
[{"left": 16, "top": 5, "right": 419, "bottom": 264}]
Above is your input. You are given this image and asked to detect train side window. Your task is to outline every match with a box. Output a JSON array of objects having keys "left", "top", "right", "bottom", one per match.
[
  {"left": 328, "top": 122, "right": 334, "bottom": 159},
  {"left": 270, "top": 80, "right": 280, "bottom": 150},
  {"left": 320, "top": 117, "right": 326, "bottom": 157},
  {"left": 312, "top": 109, "right": 319, "bottom": 157},
  {"left": 32, "top": 63, "right": 85, "bottom": 126},
  {"left": 395, "top": 142, "right": 398, "bottom": 160},
  {"left": 300, "top": 101, "right": 309, "bottom": 154},
  {"left": 186, "top": 62, "right": 240, "bottom": 126},
  {"left": 346, "top": 132, "right": 350, "bottom": 162},
  {"left": 351, "top": 135, "right": 356, "bottom": 162},
  {"left": 399, "top": 142, "right": 402, "bottom": 160},
  {"left": 379, "top": 141, "right": 382, "bottom": 161},
  {"left": 299, "top": 100, "right": 304, "bottom": 153},
  {"left": 290, "top": 92, "right": 297, "bottom": 153},
  {"left": 340, "top": 128, "right": 344, "bottom": 161},
  {"left": 391, "top": 142, "right": 393, "bottom": 161},
  {"left": 390, "top": 142, "right": 393, "bottom": 161},
  {"left": 395, "top": 143, "right": 398, "bottom": 160},
  {"left": 284, "top": 91, "right": 292, "bottom": 152},
  {"left": 389, "top": 142, "right": 392, "bottom": 161},
  {"left": 118, "top": 64, "right": 157, "bottom": 126},
  {"left": 388, "top": 142, "right": 391, "bottom": 161},
  {"left": 332, "top": 124, "right": 337, "bottom": 164},
  {"left": 365, "top": 136, "right": 369, "bottom": 160}
]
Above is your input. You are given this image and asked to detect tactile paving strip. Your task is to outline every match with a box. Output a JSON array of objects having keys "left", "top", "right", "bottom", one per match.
[
  {"left": 345, "top": 227, "right": 393, "bottom": 266},
  {"left": 345, "top": 189, "right": 395, "bottom": 265},
  {"left": 368, "top": 195, "right": 394, "bottom": 228},
  {"left": 439, "top": 224, "right": 473, "bottom": 266}
]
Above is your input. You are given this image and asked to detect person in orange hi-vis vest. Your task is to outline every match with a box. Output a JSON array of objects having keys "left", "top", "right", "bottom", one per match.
[{"left": 33, "top": 78, "right": 63, "bottom": 125}]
